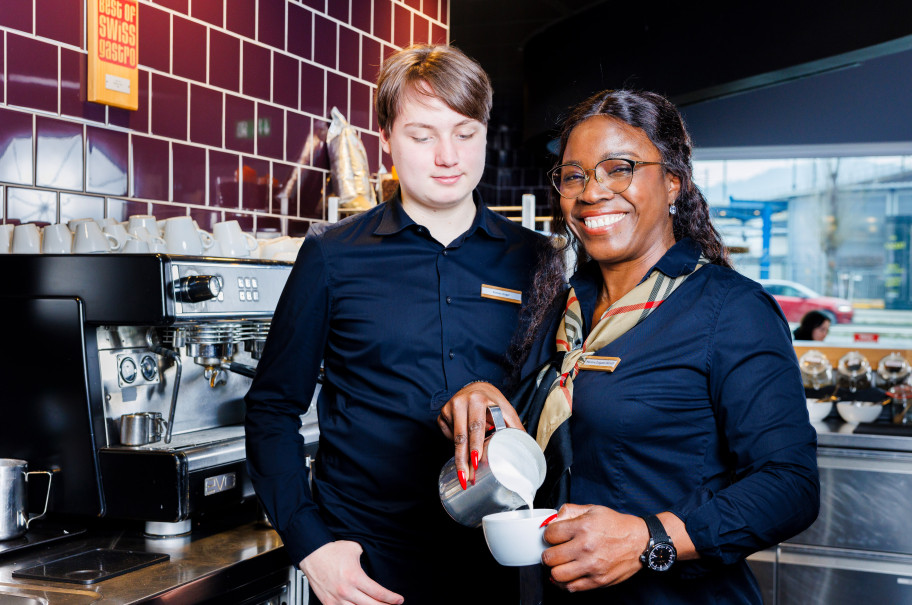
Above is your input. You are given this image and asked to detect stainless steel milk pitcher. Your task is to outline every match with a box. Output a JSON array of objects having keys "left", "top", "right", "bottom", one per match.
[
  {"left": 0, "top": 459, "right": 53, "bottom": 540},
  {"left": 439, "top": 406, "right": 546, "bottom": 528}
]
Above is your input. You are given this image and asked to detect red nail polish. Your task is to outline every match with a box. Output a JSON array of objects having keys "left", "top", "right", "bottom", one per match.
[
  {"left": 458, "top": 470, "right": 467, "bottom": 490},
  {"left": 540, "top": 513, "right": 559, "bottom": 528},
  {"left": 471, "top": 450, "right": 479, "bottom": 471}
]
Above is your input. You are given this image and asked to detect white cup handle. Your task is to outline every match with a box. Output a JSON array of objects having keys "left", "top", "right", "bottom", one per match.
[
  {"left": 243, "top": 233, "right": 258, "bottom": 251},
  {"left": 104, "top": 233, "right": 120, "bottom": 251},
  {"left": 198, "top": 230, "right": 215, "bottom": 250}
]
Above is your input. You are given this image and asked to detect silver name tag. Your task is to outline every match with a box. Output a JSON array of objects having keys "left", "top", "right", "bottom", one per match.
[{"left": 204, "top": 472, "right": 237, "bottom": 496}]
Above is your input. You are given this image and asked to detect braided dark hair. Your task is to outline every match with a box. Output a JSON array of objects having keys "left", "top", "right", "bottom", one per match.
[{"left": 508, "top": 89, "right": 730, "bottom": 381}]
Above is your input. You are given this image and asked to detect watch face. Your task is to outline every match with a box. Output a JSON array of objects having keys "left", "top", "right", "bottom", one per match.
[{"left": 647, "top": 543, "right": 676, "bottom": 572}]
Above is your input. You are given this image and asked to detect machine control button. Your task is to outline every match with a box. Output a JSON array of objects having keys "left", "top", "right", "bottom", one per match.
[
  {"left": 119, "top": 357, "right": 138, "bottom": 384},
  {"left": 253, "top": 291, "right": 259, "bottom": 301},
  {"left": 140, "top": 355, "right": 158, "bottom": 381},
  {"left": 237, "top": 277, "right": 245, "bottom": 287},
  {"left": 174, "top": 275, "right": 222, "bottom": 303},
  {"left": 244, "top": 278, "right": 252, "bottom": 288},
  {"left": 251, "top": 278, "right": 258, "bottom": 288}
]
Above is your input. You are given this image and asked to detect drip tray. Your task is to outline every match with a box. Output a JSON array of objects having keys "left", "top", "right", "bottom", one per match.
[{"left": 13, "top": 549, "right": 169, "bottom": 585}]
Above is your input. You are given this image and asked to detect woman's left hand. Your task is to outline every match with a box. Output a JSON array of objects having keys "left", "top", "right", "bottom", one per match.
[{"left": 542, "top": 503, "right": 649, "bottom": 592}]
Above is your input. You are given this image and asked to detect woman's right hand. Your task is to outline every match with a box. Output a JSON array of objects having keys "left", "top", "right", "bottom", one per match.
[
  {"left": 301, "top": 540, "right": 404, "bottom": 605},
  {"left": 437, "top": 382, "right": 524, "bottom": 487}
]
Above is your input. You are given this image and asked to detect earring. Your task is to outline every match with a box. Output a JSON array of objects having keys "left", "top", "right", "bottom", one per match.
[{"left": 669, "top": 205, "right": 677, "bottom": 215}]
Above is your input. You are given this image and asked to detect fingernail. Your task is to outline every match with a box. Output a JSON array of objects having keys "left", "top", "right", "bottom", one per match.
[
  {"left": 471, "top": 450, "right": 479, "bottom": 471},
  {"left": 458, "top": 470, "right": 467, "bottom": 490},
  {"left": 540, "top": 513, "right": 559, "bottom": 528}
]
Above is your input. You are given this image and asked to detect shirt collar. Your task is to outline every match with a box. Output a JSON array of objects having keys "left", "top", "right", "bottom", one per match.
[
  {"left": 572, "top": 237, "right": 704, "bottom": 290},
  {"left": 373, "top": 189, "right": 506, "bottom": 240}
]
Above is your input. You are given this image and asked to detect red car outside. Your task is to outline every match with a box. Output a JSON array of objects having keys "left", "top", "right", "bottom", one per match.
[{"left": 759, "top": 279, "right": 854, "bottom": 324}]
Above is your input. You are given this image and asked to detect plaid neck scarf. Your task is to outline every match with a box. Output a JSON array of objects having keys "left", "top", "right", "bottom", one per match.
[{"left": 535, "top": 256, "right": 709, "bottom": 449}]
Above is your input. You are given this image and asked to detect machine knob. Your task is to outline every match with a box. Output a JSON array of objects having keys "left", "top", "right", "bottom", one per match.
[{"left": 175, "top": 275, "right": 222, "bottom": 303}]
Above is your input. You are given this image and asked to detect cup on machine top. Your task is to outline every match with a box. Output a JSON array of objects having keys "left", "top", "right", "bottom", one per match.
[
  {"left": 72, "top": 221, "right": 118, "bottom": 254},
  {"left": 162, "top": 216, "right": 215, "bottom": 256},
  {"left": 41, "top": 224, "right": 73, "bottom": 254},
  {"left": 11, "top": 224, "right": 41, "bottom": 254}
]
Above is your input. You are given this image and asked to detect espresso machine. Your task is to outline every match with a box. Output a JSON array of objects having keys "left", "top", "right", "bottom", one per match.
[{"left": 0, "top": 254, "right": 305, "bottom": 535}]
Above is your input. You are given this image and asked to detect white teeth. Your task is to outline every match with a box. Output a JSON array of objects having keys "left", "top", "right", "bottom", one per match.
[{"left": 584, "top": 214, "right": 624, "bottom": 229}]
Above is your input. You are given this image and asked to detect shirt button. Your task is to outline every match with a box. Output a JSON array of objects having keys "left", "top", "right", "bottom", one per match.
[
  {"left": 448, "top": 350, "right": 455, "bottom": 359},
  {"left": 442, "top": 250, "right": 448, "bottom": 256},
  {"left": 446, "top": 296, "right": 452, "bottom": 304}
]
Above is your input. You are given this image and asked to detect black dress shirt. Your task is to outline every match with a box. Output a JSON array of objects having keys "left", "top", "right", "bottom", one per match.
[
  {"left": 528, "top": 238, "right": 820, "bottom": 604},
  {"left": 245, "top": 192, "right": 545, "bottom": 602}
]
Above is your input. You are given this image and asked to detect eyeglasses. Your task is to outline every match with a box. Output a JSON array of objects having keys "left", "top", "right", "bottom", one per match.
[{"left": 548, "top": 158, "right": 665, "bottom": 198}]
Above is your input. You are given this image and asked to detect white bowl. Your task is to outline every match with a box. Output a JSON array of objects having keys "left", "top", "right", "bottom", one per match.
[
  {"left": 836, "top": 401, "right": 882, "bottom": 424},
  {"left": 806, "top": 398, "right": 833, "bottom": 422}
]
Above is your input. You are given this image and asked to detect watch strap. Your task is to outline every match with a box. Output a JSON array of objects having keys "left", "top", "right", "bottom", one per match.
[{"left": 642, "top": 514, "right": 671, "bottom": 545}]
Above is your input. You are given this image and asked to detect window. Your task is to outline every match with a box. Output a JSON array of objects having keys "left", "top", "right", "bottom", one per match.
[{"left": 694, "top": 154, "right": 912, "bottom": 346}]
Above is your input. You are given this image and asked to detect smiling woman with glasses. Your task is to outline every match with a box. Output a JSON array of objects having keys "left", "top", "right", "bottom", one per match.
[{"left": 439, "top": 89, "right": 819, "bottom": 604}]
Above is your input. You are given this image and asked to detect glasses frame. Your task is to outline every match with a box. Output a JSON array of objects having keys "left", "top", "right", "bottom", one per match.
[{"left": 548, "top": 158, "right": 665, "bottom": 198}]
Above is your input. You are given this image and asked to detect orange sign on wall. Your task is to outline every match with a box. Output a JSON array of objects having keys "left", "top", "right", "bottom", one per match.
[{"left": 87, "top": 0, "right": 139, "bottom": 110}]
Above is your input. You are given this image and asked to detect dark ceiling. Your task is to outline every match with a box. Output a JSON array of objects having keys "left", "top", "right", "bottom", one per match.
[{"left": 451, "top": 1, "right": 912, "bottom": 144}]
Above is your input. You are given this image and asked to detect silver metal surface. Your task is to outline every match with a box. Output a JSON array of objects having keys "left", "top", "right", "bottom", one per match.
[
  {"left": 144, "top": 519, "right": 192, "bottom": 537},
  {"left": 98, "top": 327, "right": 254, "bottom": 444},
  {"left": 0, "top": 522, "right": 303, "bottom": 604},
  {"left": 778, "top": 546, "right": 912, "bottom": 605},
  {"left": 788, "top": 447, "right": 912, "bottom": 556},
  {"left": 169, "top": 260, "right": 292, "bottom": 318}
]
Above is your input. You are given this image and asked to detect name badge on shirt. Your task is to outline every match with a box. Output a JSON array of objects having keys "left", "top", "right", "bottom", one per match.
[
  {"left": 480, "top": 284, "right": 522, "bottom": 304},
  {"left": 579, "top": 356, "right": 621, "bottom": 372}
]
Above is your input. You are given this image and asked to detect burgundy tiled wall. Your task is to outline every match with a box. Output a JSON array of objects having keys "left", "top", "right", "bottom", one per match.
[{"left": 0, "top": 0, "right": 448, "bottom": 236}]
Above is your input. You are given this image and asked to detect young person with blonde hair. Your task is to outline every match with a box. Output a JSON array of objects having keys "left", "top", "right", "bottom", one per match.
[{"left": 246, "top": 44, "right": 546, "bottom": 605}]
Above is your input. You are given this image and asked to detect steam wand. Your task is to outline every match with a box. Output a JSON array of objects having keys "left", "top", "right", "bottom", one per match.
[{"left": 151, "top": 345, "right": 182, "bottom": 444}]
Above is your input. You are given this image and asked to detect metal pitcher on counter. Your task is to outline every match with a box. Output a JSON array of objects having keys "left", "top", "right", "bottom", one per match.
[{"left": 0, "top": 459, "right": 53, "bottom": 540}]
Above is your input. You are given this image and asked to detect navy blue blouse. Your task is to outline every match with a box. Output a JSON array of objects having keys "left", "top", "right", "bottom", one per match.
[
  {"left": 535, "top": 238, "right": 820, "bottom": 604},
  {"left": 245, "top": 192, "right": 544, "bottom": 600}
]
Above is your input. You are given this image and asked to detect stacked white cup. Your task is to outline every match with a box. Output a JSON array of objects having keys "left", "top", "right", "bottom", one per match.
[
  {"left": 42, "top": 224, "right": 73, "bottom": 253},
  {"left": 11, "top": 224, "right": 41, "bottom": 254},
  {"left": 162, "top": 216, "right": 215, "bottom": 256},
  {"left": 0, "top": 224, "right": 15, "bottom": 254},
  {"left": 212, "top": 220, "right": 258, "bottom": 258}
]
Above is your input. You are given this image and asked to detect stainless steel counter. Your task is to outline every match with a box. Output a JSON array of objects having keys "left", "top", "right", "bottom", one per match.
[
  {"left": 0, "top": 519, "right": 296, "bottom": 604},
  {"left": 813, "top": 418, "right": 912, "bottom": 452}
]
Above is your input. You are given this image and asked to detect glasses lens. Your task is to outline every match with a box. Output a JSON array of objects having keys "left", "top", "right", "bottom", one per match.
[
  {"left": 595, "top": 159, "right": 634, "bottom": 193},
  {"left": 552, "top": 165, "right": 587, "bottom": 197}
]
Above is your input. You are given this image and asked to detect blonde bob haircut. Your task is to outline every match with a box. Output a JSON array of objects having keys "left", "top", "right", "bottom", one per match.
[{"left": 375, "top": 44, "right": 492, "bottom": 134}]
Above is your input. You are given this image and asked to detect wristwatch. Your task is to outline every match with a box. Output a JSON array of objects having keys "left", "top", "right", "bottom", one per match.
[{"left": 640, "top": 514, "right": 676, "bottom": 572}]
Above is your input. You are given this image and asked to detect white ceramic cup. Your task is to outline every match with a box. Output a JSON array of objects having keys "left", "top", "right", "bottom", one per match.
[
  {"left": 73, "top": 221, "right": 118, "bottom": 253},
  {"left": 256, "top": 236, "right": 288, "bottom": 259},
  {"left": 103, "top": 224, "right": 132, "bottom": 252},
  {"left": 11, "top": 224, "right": 41, "bottom": 254},
  {"left": 162, "top": 216, "right": 215, "bottom": 255},
  {"left": 0, "top": 224, "right": 15, "bottom": 254},
  {"left": 212, "top": 220, "right": 257, "bottom": 258},
  {"left": 67, "top": 217, "right": 97, "bottom": 233},
  {"left": 42, "top": 224, "right": 73, "bottom": 254},
  {"left": 122, "top": 238, "right": 151, "bottom": 253},
  {"left": 127, "top": 215, "right": 161, "bottom": 238},
  {"left": 130, "top": 226, "right": 168, "bottom": 251},
  {"left": 482, "top": 508, "right": 558, "bottom": 567},
  {"left": 262, "top": 236, "right": 303, "bottom": 260}
]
